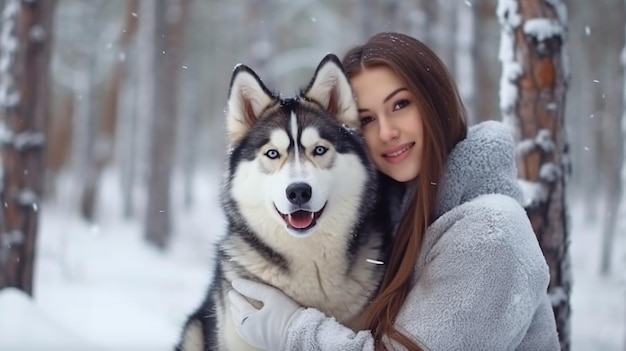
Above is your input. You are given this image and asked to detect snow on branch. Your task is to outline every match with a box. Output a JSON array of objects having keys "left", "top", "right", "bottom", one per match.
[
  {"left": 0, "top": 122, "right": 46, "bottom": 151},
  {"left": 540, "top": 162, "right": 561, "bottom": 183},
  {"left": 515, "top": 129, "right": 556, "bottom": 157},
  {"left": 535, "top": 129, "right": 555, "bottom": 153},
  {"left": 523, "top": 18, "right": 563, "bottom": 41},
  {"left": 518, "top": 179, "right": 549, "bottom": 209},
  {"left": 0, "top": 0, "right": 20, "bottom": 108},
  {"left": 549, "top": 286, "right": 568, "bottom": 307},
  {"left": 17, "top": 189, "right": 38, "bottom": 207},
  {"left": 515, "top": 139, "right": 535, "bottom": 157},
  {"left": 14, "top": 131, "right": 45, "bottom": 151}
]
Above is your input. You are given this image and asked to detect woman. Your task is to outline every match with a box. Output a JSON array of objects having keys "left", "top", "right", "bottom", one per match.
[{"left": 227, "top": 32, "right": 560, "bottom": 351}]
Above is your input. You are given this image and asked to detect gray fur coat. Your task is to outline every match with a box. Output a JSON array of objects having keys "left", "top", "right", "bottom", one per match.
[{"left": 282, "top": 121, "right": 560, "bottom": 350}]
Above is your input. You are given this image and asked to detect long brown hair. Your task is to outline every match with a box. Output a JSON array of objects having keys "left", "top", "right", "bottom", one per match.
[{"left": 342, "top": 32, "right": 468, "bottom": 350}]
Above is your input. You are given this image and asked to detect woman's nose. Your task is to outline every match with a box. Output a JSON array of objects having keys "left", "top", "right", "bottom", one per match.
[{"left": 378, "top": 117, "right": 399, "bottom": 142}]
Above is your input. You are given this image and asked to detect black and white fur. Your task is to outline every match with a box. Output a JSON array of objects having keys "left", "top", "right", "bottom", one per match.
[{"left": 175, "top": 54, "right": 392, "bottom": 351}]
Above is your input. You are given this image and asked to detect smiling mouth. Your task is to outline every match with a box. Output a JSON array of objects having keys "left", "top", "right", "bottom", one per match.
[
  {"left": 383, "top": 142, "right": 415, "bottom": 158},
  {"left": 276, "top": 204, "right": 326, "bottom": 232}
]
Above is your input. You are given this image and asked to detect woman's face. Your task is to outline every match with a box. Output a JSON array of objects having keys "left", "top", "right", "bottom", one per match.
[{"left": 350, "top": 66, "right": 424, "bottom": 183}]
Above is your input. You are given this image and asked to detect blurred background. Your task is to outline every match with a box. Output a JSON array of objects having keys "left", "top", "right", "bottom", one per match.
[{"left": 0, "top": 0, "right": 624, "bottom": 350}]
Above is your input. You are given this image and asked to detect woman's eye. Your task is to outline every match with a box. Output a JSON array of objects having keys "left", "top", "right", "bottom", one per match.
[
  {"left": 393, "top": 99, "right": 410, "bottom": 111},
  {"left": 265, "top": 149, "right": 280, "bottom": 159},
  {"left": 359, "top": 116, "right": 374, "bottom": 126},
  {"left": 313, "top": 146, "right": 328, "bottom": 156}
]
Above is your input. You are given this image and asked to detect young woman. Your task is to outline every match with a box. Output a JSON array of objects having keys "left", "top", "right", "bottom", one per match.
[{"left": 227, "top": 32, "right": 560, "bottom": 351}]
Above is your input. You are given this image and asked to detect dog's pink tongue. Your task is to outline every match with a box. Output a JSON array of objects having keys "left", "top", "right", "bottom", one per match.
[{"left": 288, "top": 211, "right": 314, "bottom": 229}]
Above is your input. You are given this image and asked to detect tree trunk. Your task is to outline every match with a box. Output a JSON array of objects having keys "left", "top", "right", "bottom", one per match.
[
  {"left": 0, "top": 0, "right": 56, "bottom": 295},
  {"left": 109, "top": 0, "right": 140, "bottom": 219},
  {"left": 397, "top": 0, "right": 428, "bottom": 42},
  {"left": 455, "top": 0, "right": 477, "bottom": 124},
  {"left": 476, "top": 0, "right": 499, "bottom": 122},
  {"left": 598, "top": 0, "right": 625, "bottom": 276},
  {"left": 143, "top": 0, "right": 189, "bottom": 249},
  {"left": 436, "top": 0, "right": 456, "bottom": 74},
  {"left": 75, "top": 0, "right": 105, "bottom": 221},
  {"left": 180, "top": 66, "right": 200, "bottom": 209},
  {"left": 497, "top": 1, "right": 571, "bottom": 349}
]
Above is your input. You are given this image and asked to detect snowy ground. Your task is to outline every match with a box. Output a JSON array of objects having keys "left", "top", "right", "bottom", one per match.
[{"left": 0, "top": 169, "right": 624, "bottom": 351}]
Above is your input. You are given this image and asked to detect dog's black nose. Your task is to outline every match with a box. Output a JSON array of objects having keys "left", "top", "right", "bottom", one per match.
[{"left": 286, "top": 182, "right": 312, "bottom": 205}]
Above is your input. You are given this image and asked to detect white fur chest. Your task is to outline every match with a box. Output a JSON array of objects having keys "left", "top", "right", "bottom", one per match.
[{"left": 225, "top": 229, "right": 385, "bottom": 325}]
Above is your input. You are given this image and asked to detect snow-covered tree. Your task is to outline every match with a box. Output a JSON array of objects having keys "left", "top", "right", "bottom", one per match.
[
  {"left": 497, "top": 0, "right": 571, "bottom": 349},
  {"left": 0, "top": 0, "right": 56, "bottom": 295}
]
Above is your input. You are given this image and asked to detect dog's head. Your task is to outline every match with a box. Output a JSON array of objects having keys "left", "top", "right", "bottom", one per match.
[{"left": 224, "top": 54, "right": 376, "bottom": 238}]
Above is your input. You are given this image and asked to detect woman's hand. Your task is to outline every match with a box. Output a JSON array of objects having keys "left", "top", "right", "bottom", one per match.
[{"left": 228, "top": 279, "right": 304, "bottom": 350}]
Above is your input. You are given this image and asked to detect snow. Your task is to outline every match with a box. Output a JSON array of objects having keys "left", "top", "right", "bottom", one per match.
[
  {"left": 13, "top": 131, "right": 46, "bottom": 151},
  {"left": 0, "top": 170, "right": 223, "bottom": 351},
  {"left": 523, "top": 18, "right": 563, "bottom": 41},
  {"left": 536, "top": 129, "right": 555, "bottom": 152},
  {"left": 539, "top": 162, "right": 561, "bottom": 183},
  {"left": 0, "top": 288, "right": 102, "bottom": 351},
  {"left": 497, "top": 0, "right": 522, "bottom": 130},
  {"left": 516, "top": 139, "right": 535, "bottom": 157},
  {"left": 518, "top": 179, "right": 548, "bottom": 208},
  {"left": 549, "top": 286, "right": 568, "bottom": 306},
  {"left": 0, "top": 169, "right": 624, "bottom": 350}
]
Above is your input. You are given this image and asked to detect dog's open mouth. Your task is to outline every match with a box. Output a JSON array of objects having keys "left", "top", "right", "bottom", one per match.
[{"left": 276, "top": 205, "right": 326, "bottom": 232}]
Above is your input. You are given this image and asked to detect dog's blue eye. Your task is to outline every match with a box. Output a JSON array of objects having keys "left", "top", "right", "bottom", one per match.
[
  {"left": 314, "top": 146, "right": 327, "bottom": 156},
  {"left": 265, "top": 150, "right": 280, "bottom": 159}
]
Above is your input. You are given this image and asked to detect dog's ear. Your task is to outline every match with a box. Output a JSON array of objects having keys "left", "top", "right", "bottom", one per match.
[
  {"left": 226, "top": 64, "right": 277, "bottom": 144},
  {"left": 302, "top": 54, "right": 358, "bottom": 128}
]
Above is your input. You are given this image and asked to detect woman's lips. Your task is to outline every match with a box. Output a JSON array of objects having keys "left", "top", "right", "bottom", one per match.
[{"left": 382, "top": 142, "right": 415, "bottom": 164}]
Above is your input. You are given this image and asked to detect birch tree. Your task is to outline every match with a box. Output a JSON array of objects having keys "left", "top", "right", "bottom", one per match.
[
  {"left": 497, "top": 0, "right": 571, "bottom": 349},
  {"left": 0, "top": 0, "right": 56, "bottom": 295}
]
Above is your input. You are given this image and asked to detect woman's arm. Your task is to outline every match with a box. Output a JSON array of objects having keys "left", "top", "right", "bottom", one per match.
[{"left": 228, "top": 279, "right": 377, "bottom": 351}]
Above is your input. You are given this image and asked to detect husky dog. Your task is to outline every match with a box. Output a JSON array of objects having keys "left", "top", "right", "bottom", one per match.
[{"left": 175, "top": 54, "right": 392, "bottom": 351}]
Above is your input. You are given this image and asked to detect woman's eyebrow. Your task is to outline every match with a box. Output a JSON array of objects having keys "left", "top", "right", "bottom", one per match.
[
  {"left": 357, "top": 87, "right": 409, "bottom": 113},
  {"left": 383, "top": 88, "right": 408, "bottom": 103}
]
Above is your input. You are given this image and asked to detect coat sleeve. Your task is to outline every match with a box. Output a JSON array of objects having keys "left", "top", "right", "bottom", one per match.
[
  {"left": 392, "top": 195, "right": 556, "bottom": 350},
  {"left": 282, "top": 308, "right": 377, "bottom": 350},
  {"left": 283, "top": 195, "right": 555, "bottom": 351}
]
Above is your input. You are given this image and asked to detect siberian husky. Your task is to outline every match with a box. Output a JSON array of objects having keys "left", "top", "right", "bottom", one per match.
[{"left": 175, "top": 54, "right": 392, "bottom": 351}]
